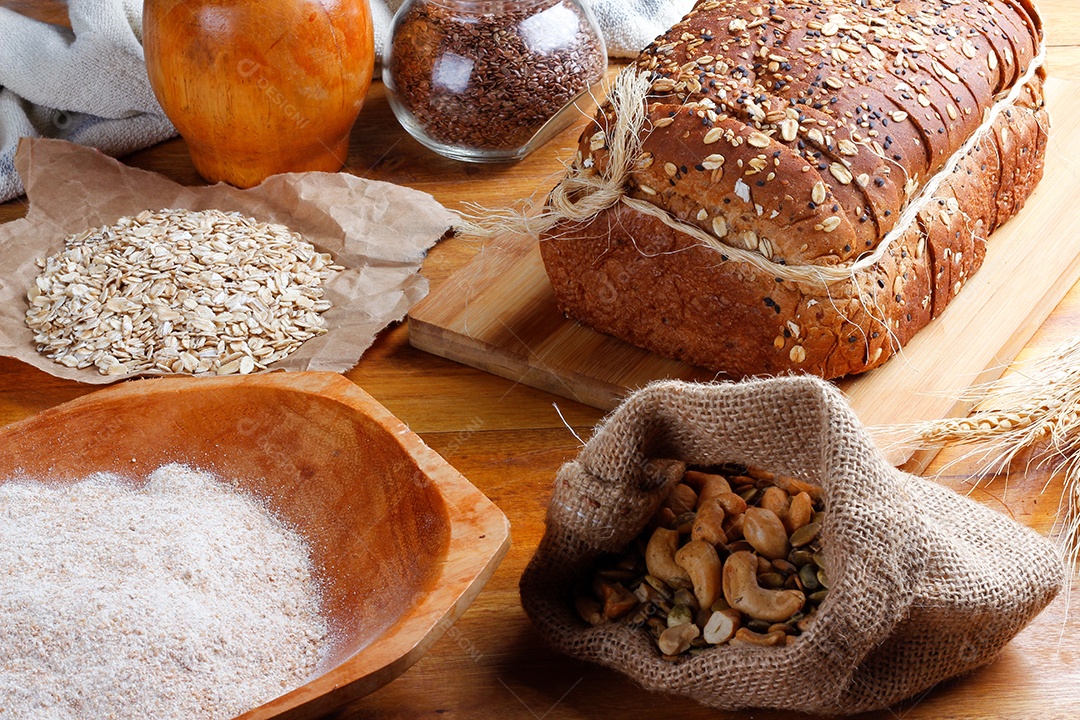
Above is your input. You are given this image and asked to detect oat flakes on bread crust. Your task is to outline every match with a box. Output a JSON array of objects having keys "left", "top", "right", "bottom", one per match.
[{"left": 539, "top": 0, "right": 1048, "bottom": 379}]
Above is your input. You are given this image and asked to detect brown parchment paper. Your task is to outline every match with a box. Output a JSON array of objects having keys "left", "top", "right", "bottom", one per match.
[{"left": 0, "top": 138, "right": 456, "bottom": 384}]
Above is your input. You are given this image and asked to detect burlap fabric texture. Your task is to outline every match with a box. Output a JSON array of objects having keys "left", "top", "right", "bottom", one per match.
[{"left": 519, "top": 376, "right": 1064, "bottom": 714}]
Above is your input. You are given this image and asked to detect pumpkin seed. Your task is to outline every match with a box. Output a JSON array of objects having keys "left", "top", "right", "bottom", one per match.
[
  {"left": 673, "top": 511, "right": 697, "bottom": 534},
  {"left": 667, "top": 604, "right": 694, "bottom": 627},
  {"left": 789, "top": 522, "right": 821, "bottom": 547},
  {"left": 710, "top": 598, "right": 732, "bottom": 612},
  {"left": 746, "top": 618, "right": 772, "bottom": 633},
  {"left": 808, "top": 589, "right": 829, "bottom": 603},
  {"left": 771, "top": 558, "right": 798, "bottom": 575},
  {"left": 799, "top": 564, "right": 821, "bottom": 591},
  {"left": 674, "top": 588, "right": 699, "bottom": 611},
  {"left": 759, "top": 572, "right": 787, "bottom": 589},
  {"left": 645, "top": 575, "right": 673, "bottom": 598},
  {"left": 740, "top": 487, "right": 762, "bottom": 504},
  {"left": 816, "top": 568, "right": 829, "bottom": 589},
  {"left": 789, "top": 548, "right": 816, "bottom": 567}
]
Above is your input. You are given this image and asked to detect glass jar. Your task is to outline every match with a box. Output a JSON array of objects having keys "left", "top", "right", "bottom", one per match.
[{"left": 383, "top": 0, "right": 607, "bottom": 162}]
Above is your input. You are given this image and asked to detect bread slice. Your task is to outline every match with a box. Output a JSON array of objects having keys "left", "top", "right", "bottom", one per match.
[{"left": 540, "top": 0, "right": 1048, "bottom": 379}]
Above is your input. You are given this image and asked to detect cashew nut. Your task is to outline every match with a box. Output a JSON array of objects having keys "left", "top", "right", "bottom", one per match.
[
  {"left": 663, "top": 483, "right": 698, "bottom": 516},
  {"left": 657, "top": 622, "right": 700, "bottom": 655},
  {"left": 746, "top": 466, "right": 774, "bottom": 482},
  {"left": 702, "top": 608, "right": 741, "bottom": 644},
  {"left": 599, "top": 582, "right": 638, "bottom": 620},
  {"left": 722, "top": 550, "right": 805, "bottom": 622},
  {"left": 575, "top": 595, "right": 607, "bottom": 626},
  {"left": 729, "top": 628, "right": 787, "bottom": 647},
  {"left": 759, "top": 486, "right": 790, "bottom": 518},
  {"left": 743, "top": 507, "right": 790, "bottom": 560},
  {"left": 773, "top": 475, "right": 825, "bottom": 504},
  {"left": 715, "top": 491, "right": 748, "bottom": 516},
  {"left": 722, "top": 511, "right": 745, "bottom": 542},
  {"left": 691, "top": 497, "right": 727, "bottom": 546},
  {"left": 686, "top": 471, "right": 733, "bottom": 507},
  {"left": 656, "top": 507, "right": 677, "bottom": 529},
  {"left": 674, "top": 540, "right": 723, "bottom": 609},
  {"left": 784, "top": 491, "right": 813, "bottom": 534},
  {"left": 645, "top": 527, "right": 692, "bottom": 588}
]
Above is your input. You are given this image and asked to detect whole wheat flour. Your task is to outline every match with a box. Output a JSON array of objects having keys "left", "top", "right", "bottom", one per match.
[{"left": 0, "top": 464, "right": 327, "bottom": 719}]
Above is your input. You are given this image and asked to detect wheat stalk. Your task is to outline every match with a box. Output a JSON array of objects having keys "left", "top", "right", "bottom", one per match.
[{"left": 877, "top": 336, "right": 1080, "bottom": 595}]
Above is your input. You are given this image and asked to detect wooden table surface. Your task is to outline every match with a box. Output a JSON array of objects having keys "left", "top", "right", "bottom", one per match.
[{"left": 2, "top": 2, "right": 1080, "bottom": 718}]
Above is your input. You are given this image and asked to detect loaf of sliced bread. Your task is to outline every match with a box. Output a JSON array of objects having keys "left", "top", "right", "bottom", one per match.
[{"left": 540, "top": 0, "right": 1047, "bottom": 379}]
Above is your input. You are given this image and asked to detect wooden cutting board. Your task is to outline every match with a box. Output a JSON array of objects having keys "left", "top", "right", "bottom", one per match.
[{"left": 409, "top": 77, "right": 1080, "bottom": 468}]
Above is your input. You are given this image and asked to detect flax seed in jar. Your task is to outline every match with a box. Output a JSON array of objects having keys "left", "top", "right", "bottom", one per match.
[{"left": 383, "top": 0, "right": 607, "bottom": 162}]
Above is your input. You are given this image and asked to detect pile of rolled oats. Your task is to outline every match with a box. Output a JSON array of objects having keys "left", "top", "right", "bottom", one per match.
[{"left": 25, "top": 208, "right": 342, "bottom": 376}]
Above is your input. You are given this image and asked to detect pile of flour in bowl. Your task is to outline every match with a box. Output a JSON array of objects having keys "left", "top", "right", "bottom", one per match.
[{"left": 0, "top": 464, "right": 327, "bottom": 719}]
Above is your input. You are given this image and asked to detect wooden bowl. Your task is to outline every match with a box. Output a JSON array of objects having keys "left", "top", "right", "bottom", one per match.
[{"left": 0, "top": 372, "right": 510, "bottom": 719}]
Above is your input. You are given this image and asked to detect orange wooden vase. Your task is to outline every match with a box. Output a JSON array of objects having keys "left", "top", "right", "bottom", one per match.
[{"left": 144, "top": 0, "right": 374, "bottom": 188}]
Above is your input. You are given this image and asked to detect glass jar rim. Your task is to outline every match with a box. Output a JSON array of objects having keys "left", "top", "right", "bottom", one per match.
[{"left": 418, "top": 0, "right": 559, "bottom": 11}]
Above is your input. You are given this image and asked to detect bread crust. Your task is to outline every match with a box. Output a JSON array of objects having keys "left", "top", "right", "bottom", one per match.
[{"left": 540, "top": 0, "right": 1047, "bottom": 379}]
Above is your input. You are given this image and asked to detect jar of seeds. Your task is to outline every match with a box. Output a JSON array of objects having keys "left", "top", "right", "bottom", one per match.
[{"left": 383, "top": 0, "right": 607, "bottom": 162}]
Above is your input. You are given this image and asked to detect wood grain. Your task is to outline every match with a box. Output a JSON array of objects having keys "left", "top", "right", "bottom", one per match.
[
  {"left": 410, "top": 77, "right": 1080, "bottom": 469},
  {"left": 1, "top": 0, "right": 1079, "bottom": 718}
]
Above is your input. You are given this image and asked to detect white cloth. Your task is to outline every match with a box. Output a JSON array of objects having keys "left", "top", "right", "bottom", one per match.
[
  {"left": 372, "top": 0, "right": 696, "bottom": 59},
  {"left": 0, "top": 0, "right": 175, "bottom": 203},
  {"left": 0, "top": 0, "right": 695, "bottom": 203}
]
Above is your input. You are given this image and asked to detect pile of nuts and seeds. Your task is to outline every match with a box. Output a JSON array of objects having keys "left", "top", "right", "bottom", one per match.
[
  {"left": 576, "top": 464, "right": 828, "bottom": 657},
  {"left": 25, "top": 208, "right": 342, "bottom": 377}
]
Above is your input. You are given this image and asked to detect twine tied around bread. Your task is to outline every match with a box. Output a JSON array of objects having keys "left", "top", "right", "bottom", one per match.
[
  {"left": 455, "top": 69, "right": 653, "bottom": 239},
  {"left": 460, "top": 38, "right": 1046, "bottom": 290}
]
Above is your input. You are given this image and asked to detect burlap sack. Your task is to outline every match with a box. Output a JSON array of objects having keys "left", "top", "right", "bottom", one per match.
[{"left": 519, "top": 376, "right": 1064, "bottom": 714}]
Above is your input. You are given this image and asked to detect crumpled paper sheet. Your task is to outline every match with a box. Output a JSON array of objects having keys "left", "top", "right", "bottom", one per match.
[{"left": 0, "top": 137, "right": 456, "bottom": 384}]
